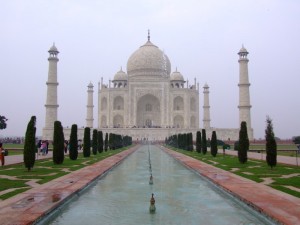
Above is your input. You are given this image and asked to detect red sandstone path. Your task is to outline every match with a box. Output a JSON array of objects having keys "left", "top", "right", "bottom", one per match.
[{"left": 0, "top": 145, "right": 300, "bottom": 225}]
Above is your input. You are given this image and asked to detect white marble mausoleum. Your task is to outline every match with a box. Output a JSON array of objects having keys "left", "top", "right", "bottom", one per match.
[{"left": 43, "top": 33, "right": 253, "bottom": 141}]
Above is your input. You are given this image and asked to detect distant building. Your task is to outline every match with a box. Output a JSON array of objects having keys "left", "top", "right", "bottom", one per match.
[{"left": 43, "top": 33, "right": 253, "bottom": 141}]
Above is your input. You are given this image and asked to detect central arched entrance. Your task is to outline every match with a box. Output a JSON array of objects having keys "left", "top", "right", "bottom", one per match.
[{"left": 136, "top": 94, "right": 161, "bottom": 127}]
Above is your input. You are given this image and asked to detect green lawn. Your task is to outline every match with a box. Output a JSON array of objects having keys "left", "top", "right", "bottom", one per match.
[
  {"left": 169, "top": 146, "right": 300, "bottom": 198},
  {"left": 0, "top": 147, "right": 131, "bottom": 200},
  {"left": 2, "top": 143, "right": 24, "bottom": 148}
]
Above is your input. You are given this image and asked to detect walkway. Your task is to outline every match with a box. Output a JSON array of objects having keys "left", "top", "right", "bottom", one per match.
[
  {"left": 0, "top": 145, "right": 300, "bottom": 225},
  {"left": 4, "top": 152, "right": 53, "bottom": 166},
  {"left": 225, "top": 149, "right": 300, "bottom": 166}
]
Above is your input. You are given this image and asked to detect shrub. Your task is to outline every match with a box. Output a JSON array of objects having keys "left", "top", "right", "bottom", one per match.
[
  {"left": 265, "top": 116, "right": 277, "bottom": 169},
  {"left": 210, "top": 131, "right": 218, "bottom": 157},
  {"left": 238, "top": 121, "right": 249, "bottom": 164},
  {"left": 83, "top": 127, "right": 91, "bottom": 157},
  {"left": 201, "top": 129, "right": 207, "bottom": 155},
  {"left": 92, "top": 129, "right": 98, "bottom": 155},
  {"left": 97, "top": 131, "right": 103, "bottom": 153},
  {"left": 69, "top": 124, "right": 78, "bottom": 160},
  {"left": 53, "top": 121, "right": 65, "bottom": 164},
  {"left": 196, "top": 131, "right": 201, "bottom": 153},
  {"left": 24, "top": 116, "right": 36, "bottom": 171}
]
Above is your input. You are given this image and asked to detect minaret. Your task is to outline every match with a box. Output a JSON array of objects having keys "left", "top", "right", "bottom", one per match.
[
  {"left": 86, "top": 82, "right": 94, "bottom": 128},
  {"left": 203, "top": 83, "right": 211, "bottom": 129},
  {"left": 238, "top": 45, "right": 253, "bottom": 139},
  {"left": 43, "top": 43, "right": 59, "bottom": 140}
]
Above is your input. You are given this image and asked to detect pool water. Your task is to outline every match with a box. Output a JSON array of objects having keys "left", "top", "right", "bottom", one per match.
[{"left": 45, "top": 145, "right": 275, "bottom": 225}]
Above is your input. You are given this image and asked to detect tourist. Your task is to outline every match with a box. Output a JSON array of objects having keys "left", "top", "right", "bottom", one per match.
[
  {"left": 0, "top": 143, "right": 5, "bottom": 166},
  {"left": 64, "top": 140, "right": 68, "bottom": 154},
  {"left": 41, "top": 141, "right": 47, "bottom": 155},
  {"left": 37, "top": 140, "right": 42, "bottom": 155}
]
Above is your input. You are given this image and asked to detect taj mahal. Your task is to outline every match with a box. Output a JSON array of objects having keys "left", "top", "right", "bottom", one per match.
[{"left": 42, "top": 32, "right": 253, "bottom": 141}]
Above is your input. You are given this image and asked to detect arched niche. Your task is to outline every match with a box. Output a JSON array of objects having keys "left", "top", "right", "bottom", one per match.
[
  {"left": 190, "top": 116, "right": 196, "bottom": 128},
  {"left": 190, "top": 97, "right": 196, "bottom": 111},
  {"left": 174, "top": 96, "right": 184, "bottom": 111},
  {"left": 101, "top": 115, "right": 107, "bottom": 127},
  {"left": 136, "top": 94, "right": 161, "bottom": 127},
  {"left": 113, "top": 115, "right": 123, "bottom": 128},
  {"left": 174, "top": 115, "right": 184, "bottom": 128},
  {"left": 101, "top": 97, "right": 107, "bottom": 111},
  {"left": 113, "top": 96, "right": 124, "bottom": 110}
]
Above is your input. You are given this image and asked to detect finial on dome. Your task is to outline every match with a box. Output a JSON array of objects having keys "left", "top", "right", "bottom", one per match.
[
  {"left": 120, "top": 66, "right": 123, "bottom": 71},
  {"left": 148, "top": 29, "right": 150, "bottom": 41},
  {"left": 49, "top": 42, "right": 59, "bottom": 53},
  {"left": 175, "top": 67, "right": 178, "bottom": 72}
]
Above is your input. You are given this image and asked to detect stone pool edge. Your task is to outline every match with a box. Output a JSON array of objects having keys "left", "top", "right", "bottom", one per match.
[
  {"left": 160, "top": 145, "right": 300, "bottom": 225},
  {"left": 0, "top": 145, "right": 139, "bottom": 225}
]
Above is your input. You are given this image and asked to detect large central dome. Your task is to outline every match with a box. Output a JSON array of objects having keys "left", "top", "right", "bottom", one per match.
[{"left": 127, "top": 39, "right": 171, "bottom": 78}]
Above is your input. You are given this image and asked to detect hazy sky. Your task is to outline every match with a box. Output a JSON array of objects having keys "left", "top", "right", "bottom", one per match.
[{"left": 1, "top": 0, "right": 299, "bottom": 139}]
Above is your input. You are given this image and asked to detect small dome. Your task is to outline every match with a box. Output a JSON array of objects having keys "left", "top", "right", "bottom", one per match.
[
  {"left": 203, "top": 83, "right": 209, "bottom": 88},
  {"left": 113, "top": 68, "right": 127, "bottom": 81},
  {"left": 170, "top": 68, "right": 184, "bottom": 81},
  {"left": 88, "top": 82, "right": 93, "bottom": 88},
  {"left": 49, "top": 43, "right": 59, "bottom": 53},
  {"left": 127, "top": 40, "right": 171, "bottom": 78},
  {"left": 238, "top": 45, "right": 248, "bottom": 54}
]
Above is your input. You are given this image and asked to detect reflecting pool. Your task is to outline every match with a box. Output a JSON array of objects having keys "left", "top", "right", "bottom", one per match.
[{"left": 45, "top": 145, "right": 275, "bottom": 225}]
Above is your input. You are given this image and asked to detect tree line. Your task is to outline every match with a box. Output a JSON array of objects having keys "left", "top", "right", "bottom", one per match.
[
  {"left": 23, "top": 118, "right": 132, "bottom": 171},
  {"left": 165, "top": 117, "right": 277, "bottom": 169}
]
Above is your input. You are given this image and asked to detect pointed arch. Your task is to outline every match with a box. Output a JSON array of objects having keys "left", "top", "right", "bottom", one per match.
[
  {"left": 113, "top": 96, "right": 124, "bottom": 110},
  {"left": 174, "top": 96, "right": 184, "bottom": 111},
  {"left": 174, "top": 115, "right": 184, "bottom": 128},
  {"left": 101, "top": 97, "right": 107, "bottom": 111},
  {"left": 190, "top": 97, "right": 196, "bottom": 111}
]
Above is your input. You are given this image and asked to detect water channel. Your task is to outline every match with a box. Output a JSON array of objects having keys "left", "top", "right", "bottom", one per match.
[{"left": 44, "top": 145, "right": 275, "bottom": 225}]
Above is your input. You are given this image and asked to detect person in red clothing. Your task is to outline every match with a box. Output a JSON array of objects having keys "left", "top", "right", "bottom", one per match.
[{"left": 0, "top": 143, "right": 5, "bottom": 166}]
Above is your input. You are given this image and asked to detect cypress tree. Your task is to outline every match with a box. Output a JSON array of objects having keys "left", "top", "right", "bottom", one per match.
[
  {"left": 69, "top": 124, "right": 78, "bottom": 160},
  {"left": 109, "top": 133, "right": 114, "bottom": 150},
  {"left": 104, "top": 133, "right": 108, "bottom": 151},
  {"left": 183, "top": 133, "right": 188, "bottom": 150},
  {"left": 92, "top": 129, "right": 98, "bottom": 155},
  {"left": 53, "top": 121, "right": 65, "bottom": 164},
  {"left": 97, "top": 130, "right": 103, "bottom": 153},
  {"left": 119, "top": 135, "right": 123, "bottom": 148},
  {"left": 123, "top": 135, "right": 131, "bottom": 147},
  {"left": 24, "top": 116, "right": 36, "bottom": 171},
  {"left": 174, "top": 134, "right": 178, "bottom": 148},
  {"left": 177, "top": 134, "right": 182, "bottom": 149},
  {"left": 83, "top": 127, "right": 91, "bottom": 157},
  {"left": 202, "top": 129, "right": 207, "bottom": 155},
  {"left": 188, "top": 133, "right": 193, "bottom": 151},
  {"left": 196, "top": 131, "right": 202, "bottom": 153},
  {"left": 190, "top": 133, "right": 194, "bottom": 151},
  {"left": 265, "top": 116, "right": 277, "bottom": 169},
  {"left": 187, "top": 133, "right": 190, "bottom": 151},
  {"left": 210, "top": 131, "right": 218, "bottom": 157},
  {"left": 238, "top": 121, "right": 249, "bottom": 164}
]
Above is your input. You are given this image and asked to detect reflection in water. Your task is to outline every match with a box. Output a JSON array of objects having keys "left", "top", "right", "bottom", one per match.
[{"left": 48, "top": 145, "right": 274, "bottom": 225}]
